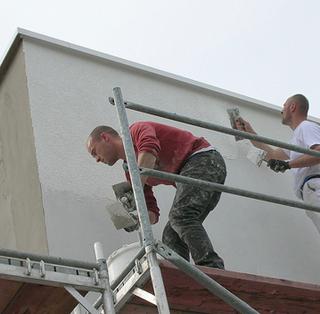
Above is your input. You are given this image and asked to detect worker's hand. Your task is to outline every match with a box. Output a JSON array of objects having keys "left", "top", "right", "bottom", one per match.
[
  {"left": 124, "top": 224, "right": 139, "bottom": 232},
  {"left": 120, "top": 190, "right": 136, "bottom": 212},
  {"left": 124, "top": 210, "right": 139, "bottom": 232},
  {"left": 149, "top": 211, "right": 158, "bottom": 224},
  {"left": 267, "top": 159, "right": 291, "bottom": 173},
  {"left": 235, "top": 117, "right": 256, "bottom": 134},
  {"left": 123, "top": 210, "right": 158, "bottom": 232}
]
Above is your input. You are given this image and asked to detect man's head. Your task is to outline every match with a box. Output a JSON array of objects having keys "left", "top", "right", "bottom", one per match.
[
  {"left": 281, "top": 94, "right": 309, "bottom": 127},
  {"left": 87, "top": 126, "right": 121, "bottom": 166}
]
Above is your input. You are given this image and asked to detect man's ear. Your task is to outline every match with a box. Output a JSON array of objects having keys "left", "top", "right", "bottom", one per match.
[
  {"left": 290, "top": 102, "right": 297, "bottom": 112},
  {"left": 100, "top": 132, "right": 109, "bottom": 142}
]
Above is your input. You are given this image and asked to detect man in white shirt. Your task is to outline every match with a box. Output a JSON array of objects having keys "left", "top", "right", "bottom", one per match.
[{"left": 236, "top": 94, "right": 320, "bottom": 234}]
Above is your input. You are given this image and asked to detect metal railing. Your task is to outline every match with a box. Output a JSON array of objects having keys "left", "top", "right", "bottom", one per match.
[
  {"left": 108, "top": 97, "right": 320, "bottom": 158},
  {"left": 139, "top": 167, "right": 320, "bottom": 214},
  {"left": 0, "top": 243, "right": 115, "bottom": 314}
]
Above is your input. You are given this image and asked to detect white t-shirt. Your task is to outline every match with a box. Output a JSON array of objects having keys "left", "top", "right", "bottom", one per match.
[{"left": 283, "top": 120, "right": 320, "bottom": 199}]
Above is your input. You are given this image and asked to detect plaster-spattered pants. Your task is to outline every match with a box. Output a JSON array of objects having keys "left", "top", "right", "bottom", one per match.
[
  {"left": 303, "top": 178, "right": 320, "bottom": 234},
  {"left": 162, "top": 150, "right": 226, "bottom": 268}
]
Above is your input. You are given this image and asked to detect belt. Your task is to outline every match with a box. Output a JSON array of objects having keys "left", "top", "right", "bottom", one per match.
[
  {"left": 179, "top": 149, "right": 216, "bottom": 173},
  {"left": 300, "top": 174, "right": 320, "bottom": 199}
]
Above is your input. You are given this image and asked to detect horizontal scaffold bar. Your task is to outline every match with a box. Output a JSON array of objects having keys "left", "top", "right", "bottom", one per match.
[
  {"left": 109, "top": 98, "right": 320, "bottom": 158},
  {"left": 0, "top": 262, "right": 104, "bottom": 291},
  {"left": 0, "top": 248, "right": 97, "bottom": 270},
  {"left": 140, "top": 167, "right": 320, "bottom": 213}
]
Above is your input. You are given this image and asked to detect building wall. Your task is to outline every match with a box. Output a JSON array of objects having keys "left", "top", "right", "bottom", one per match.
[
  {"left": 0, "top": 44, "right": 48, "bottom": 254},
  {"left": 21, "top": 37, "right": 320, "bottom": 284}
]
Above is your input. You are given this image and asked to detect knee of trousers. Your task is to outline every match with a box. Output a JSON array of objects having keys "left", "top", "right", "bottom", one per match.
[
  {"left": 162, "top": 223, "right": 182, "bottom": 246},
  {"left": 168, "top": 211, "right": 201, "bottom": 234},
  {"left": 162, "top": 223, "right": 172, "bottom": 239},
  {"left": 162, "top": 229, "right": 172, "bottom": 245}
]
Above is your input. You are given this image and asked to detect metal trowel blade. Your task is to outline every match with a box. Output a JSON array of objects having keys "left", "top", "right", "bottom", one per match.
[
  {"left": 227, "top": 108, "right": 244, "bottom": 141},
  {"left": 106, "top": 201, "right": 137, "bottom": 230}
]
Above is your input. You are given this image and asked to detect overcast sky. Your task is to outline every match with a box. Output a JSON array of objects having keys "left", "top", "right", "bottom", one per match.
[{"left": 1, "top": 0, "right": 319, "bottom": 117}]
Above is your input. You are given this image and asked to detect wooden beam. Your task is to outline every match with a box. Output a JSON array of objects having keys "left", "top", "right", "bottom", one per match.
[
  {"left": 0, "top": 279, "right": 80, "bottom": 314},
  {"left": 0, "top": 279, "right": 22, "bottom": 312},
  {"left": 127, "top": 261, "right": 320, "bottom": 313}
]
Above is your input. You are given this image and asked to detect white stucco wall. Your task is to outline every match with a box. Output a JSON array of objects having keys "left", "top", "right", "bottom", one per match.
[
  {"left": 19, "top": 35, "right": 320, "bottom": 284},
  {"left": 0, "top": 44, "right": 48, "bottom": 254}
]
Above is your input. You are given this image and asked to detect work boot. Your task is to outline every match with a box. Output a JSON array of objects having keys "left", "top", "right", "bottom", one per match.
[
  {"left": 211, "top": 257, "right": 225, "bottom": 270},
  {"left": 196, "top": 256, "right": 225, "bottom": 270}
]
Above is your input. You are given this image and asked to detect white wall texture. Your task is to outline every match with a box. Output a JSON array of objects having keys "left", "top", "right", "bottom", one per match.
[
  {"left": 0, "top": 44, "right": 48, "bottom": 254},
  {"left": 19, "top": 37, "right": 320, "bottom": 284}
]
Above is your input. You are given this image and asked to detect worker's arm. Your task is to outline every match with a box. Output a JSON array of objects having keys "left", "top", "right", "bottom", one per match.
[
  {"left": 235, "top": 117, "right": 289, "bottom": 160},
  {"left": 137, "top": 151, "right": 158, "bottom": 224},
  {"left": 137, "top": 151, "right": 157, "bottom": 186},
  {"left": 124, "top": 150, "right": 159, "bottom": 224},
  {"left": 123, "top": 168, "right": 159, "bottom": 225},
  {"left": 268, "top": 144, "right": 320, "bottom": 173},
  {"left": 289, "top": 145, "right": 320, "bottom": 168},
  {"left": 129, "top": 122, "right": 161, "bottom": 224},
  {"left": 143, "top": 185, "right": 160, "bottom": 224}
]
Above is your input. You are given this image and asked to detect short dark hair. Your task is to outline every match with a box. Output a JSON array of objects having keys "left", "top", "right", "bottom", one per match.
[
  {"left": 89, "top": 125, "right": 119, "bottom": 140},
  {"left": 291, "top": 94, "right": 309, "bottom": 115}
]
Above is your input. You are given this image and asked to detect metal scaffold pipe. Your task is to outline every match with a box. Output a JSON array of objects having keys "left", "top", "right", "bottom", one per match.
[
  {"left": 140, "top": 167, "right": 320, "bottom": 213},
  {"left": 155, "top": 242, "right": 259, "bottom": 314},
  {"left": 94, "top": 242, "right": 115, "bottom": 314},
  {"left": 108, "top": 98, "right": 320, "bottom": 158},
  {"left": 113, "top": 87, "right": 170, "bottom": 314},
  {"left": 0, "top": 248, "right": 97, "bottom": 270}
]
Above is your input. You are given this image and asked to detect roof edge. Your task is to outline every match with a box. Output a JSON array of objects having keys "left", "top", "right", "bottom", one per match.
[
  {"left": 0, "top": 30, "right": 22, "bottom": 83},
  {"left": 1, "top": 28, "right": 319, "bottom": 123},
  {"left": 16, "top": 29, "right": 280, "bottom": 112}
]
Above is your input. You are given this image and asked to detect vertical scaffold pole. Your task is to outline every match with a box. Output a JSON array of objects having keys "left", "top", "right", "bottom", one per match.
[
  {"left": 113, "top": 87, "right": 170, "bottom": 314},
  {"left": 94, "top": 242, "right": 116, "bottom": 314}
]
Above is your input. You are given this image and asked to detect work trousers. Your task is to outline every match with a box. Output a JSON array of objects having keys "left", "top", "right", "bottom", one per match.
[
  {"left": 162, "top": 150, "right": 226, "bottom": 268},
  {"left": 303, "top": 178, "right": 320, "bottom": 234}
]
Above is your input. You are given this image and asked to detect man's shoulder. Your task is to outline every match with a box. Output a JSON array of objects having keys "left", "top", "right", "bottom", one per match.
[
  {"left": 295, "top": 120, "right": 320, "bottom": 143},
  {"left": 130, "top": 121, "right": 154, "bottom": 129},
  {"left": 129, "top": 122, "right": 147, "bottom": 134},
  {"left": 130, "top": 121, "right": 171, "bottom": 133},
  {"left": 129, "top": 122, "right": 158, "bottom": 139},
  {"left": 130, "top": 121, "right": 191, "bottom": 136},
  {"left": 300, "top": 120, "right": 320, "bottom": 131}
]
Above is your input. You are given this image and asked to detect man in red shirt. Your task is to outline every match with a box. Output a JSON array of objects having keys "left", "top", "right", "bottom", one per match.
[{"left": 87, "top": 121, "right": 226, "bottom": 269}]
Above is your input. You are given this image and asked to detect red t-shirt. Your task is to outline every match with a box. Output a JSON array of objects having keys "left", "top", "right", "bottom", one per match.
[{"left": 125, "top": 121, "right": 211, "bottom": 222}]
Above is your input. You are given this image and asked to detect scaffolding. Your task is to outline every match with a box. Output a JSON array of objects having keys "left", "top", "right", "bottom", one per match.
[
  {"left": 1, "top": 86, "right": 320, "bottom": 313},
  {"left": 105, "top": 87, "right": 320, "bottom": 314},
  {"left": 0, "top": 244, "right": 114, "bottom": 314}
]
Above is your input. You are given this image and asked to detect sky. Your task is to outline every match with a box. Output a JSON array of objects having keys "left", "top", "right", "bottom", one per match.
[{"left": 1, "top": 0, "right": 320, "bottom": 118}]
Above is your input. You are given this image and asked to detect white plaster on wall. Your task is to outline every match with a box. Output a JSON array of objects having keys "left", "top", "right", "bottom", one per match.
[{"left": 20, "top": 38, "right": 320, "bottom": 284}]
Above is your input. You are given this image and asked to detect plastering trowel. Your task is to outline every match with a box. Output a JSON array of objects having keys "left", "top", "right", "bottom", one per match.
[
  {"left": 105, "top": 181, "right": 138, "bottom": 230},
  {"left": 228, "top": 108, "right": 267, "bottom": 167},
  {"left": 246, "top": 147, "right": 268, "bottom": 167},
  {"left": 106, "top": 201, "right": 138, "bottom": 230},
  {"left": 227, "top": 108, "right": 244, "bottom": 141}
]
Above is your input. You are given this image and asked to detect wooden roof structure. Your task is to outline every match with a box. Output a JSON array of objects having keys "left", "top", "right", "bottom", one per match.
[
  {"left": 0, "top": 279, "right": 78, "bottom": 314},
  {"left": 120, "top": 261, "right": 320, "bottom": 314},
  {"left": 1, "top": 260, "right": 320, "bottom": 313}
]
